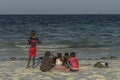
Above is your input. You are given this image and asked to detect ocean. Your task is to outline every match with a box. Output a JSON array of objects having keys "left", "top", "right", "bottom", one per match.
[{"left": 0, "top": 14, "right": 120, "bottom": 60}]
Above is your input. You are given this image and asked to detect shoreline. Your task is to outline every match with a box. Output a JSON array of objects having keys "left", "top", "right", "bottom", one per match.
[
  {"left": 0, "top": 55, "right": 119, "bottom": 61},
  {"left": 1, "top": 46, "right": 120, "bottom": 61}
]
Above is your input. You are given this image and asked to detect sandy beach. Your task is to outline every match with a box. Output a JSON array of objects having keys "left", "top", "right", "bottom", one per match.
[{"left": 0, "top": 59, "right": 120, "bottom": 80}]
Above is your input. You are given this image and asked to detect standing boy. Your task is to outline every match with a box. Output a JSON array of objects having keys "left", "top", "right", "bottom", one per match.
[{"left": 26, "top": 30, "right": 41, "bottom": 68}]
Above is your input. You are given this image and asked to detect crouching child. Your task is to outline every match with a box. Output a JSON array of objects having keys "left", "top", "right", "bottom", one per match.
[
  {"left": 68, "top": 52, "right": 79, "bottom": 72},
  {"left": 40, "top": 51, "right": 54, "bottom": 72}
]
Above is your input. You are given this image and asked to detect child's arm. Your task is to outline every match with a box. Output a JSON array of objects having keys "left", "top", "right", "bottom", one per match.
[
  {"left": 51, "top": 54, "right": 54, "bottom": 58},
  {"left": 60, "top": 58, "right": 63, "bottom": 62},
  {"left": 37, "top": 37, "right": 41, "bottom": 44},
  {"left": 27, "top": 37, "right": 31, "bottom": 45}
]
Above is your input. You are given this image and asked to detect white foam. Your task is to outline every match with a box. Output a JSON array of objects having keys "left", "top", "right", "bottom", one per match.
[
  {"left": 16, "top": 45, "right": 27, "bottom": 48},
  {"left": 0, "top": 49, "right": 7, "bottom": 51}
]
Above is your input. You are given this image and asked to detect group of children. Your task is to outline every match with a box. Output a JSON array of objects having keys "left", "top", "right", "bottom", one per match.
[
  {"left": 26, "top": 30, "right": 79, "bottom": 72},
  {"left": 40, "top": 51, "right": 79, "bottom": 72}
]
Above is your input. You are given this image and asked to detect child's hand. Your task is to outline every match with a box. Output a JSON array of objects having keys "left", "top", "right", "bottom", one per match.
[
  {"left": 39, "top": 41, "right": 42, "bottom": 44},
  {"left": 27, "top": 40, "right": 30, "bottom": 45}
]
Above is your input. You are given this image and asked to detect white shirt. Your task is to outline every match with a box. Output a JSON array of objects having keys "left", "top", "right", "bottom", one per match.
[{"left": 56, "top": 59, "right": 62, "bottom": 65}]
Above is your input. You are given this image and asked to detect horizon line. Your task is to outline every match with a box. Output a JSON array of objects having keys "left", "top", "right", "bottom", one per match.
[{"left": 0, "top": 13, "right": 120, "bottom": 15}]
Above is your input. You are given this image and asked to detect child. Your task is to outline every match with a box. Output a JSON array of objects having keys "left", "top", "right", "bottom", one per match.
[
  {"left": 69, "top": 52, "right": 79, "bottom": 72},
  {"left": 63, "top": 52, "right": 69, "bottom": 68},
  {"left": 94, "top": 62, "right": 109, "bottom": 68},
  {"left": 26, "top": 30, "right": 41, "bottom": 68},
  {"left": 40, "top": 51, "right": 54, "bottom": 72},
  {"left": 53, "top": 53, "right": 66, "bottom": 71}
]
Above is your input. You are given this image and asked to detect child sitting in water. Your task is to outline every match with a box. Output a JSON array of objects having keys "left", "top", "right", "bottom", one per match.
[
  {"left": 53, "top": 53, "right": 66, "bottom": 71},
  {"left": 63, "top": 52, "right": 69, "bottom": 69},
  {"left": 68, "top": 52, "right": 79, "bottom": 72},
  {"left": 40, "top": 51, "right": 54, "bottom": 72}
]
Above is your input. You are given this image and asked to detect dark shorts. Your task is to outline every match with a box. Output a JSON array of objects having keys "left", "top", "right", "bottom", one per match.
[{"left": 70, "top": 69, "right": 79, "bottom": 72}]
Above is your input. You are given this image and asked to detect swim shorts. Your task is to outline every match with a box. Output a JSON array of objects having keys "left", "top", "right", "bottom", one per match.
[{"left": 28, "top": 47, "right": 37, "bottom": 57}]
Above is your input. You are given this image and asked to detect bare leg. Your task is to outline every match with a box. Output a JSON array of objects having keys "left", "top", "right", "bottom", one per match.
[
  {"left": 32, "top": 57, "right": 35, "bottom": 68},
  {"left": 26, "top": 57, "right": 31, "bottom": 68}
]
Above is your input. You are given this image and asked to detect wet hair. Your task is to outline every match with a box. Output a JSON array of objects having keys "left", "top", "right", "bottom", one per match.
[
  {"left": 70, "top": 52, "right": 76, "bottom": 57},
  {"left": 45, "top": 51, "right": 51, "bottom": 57},
  {"left": 57, "top": 53, "right": 62, "bottom": 58},
  {"left": 65, "top": 52, "right": 69, "bottom": 56},
  {"left": 31, "top": 30, "right": 36, "bottom": 36},
  {"left": 105, "top": 62, "right": 108, "bottom": 66}
]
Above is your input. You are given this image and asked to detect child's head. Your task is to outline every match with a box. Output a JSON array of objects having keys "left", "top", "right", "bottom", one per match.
[
  {"left": 57, "top": 53, "right": 62, "bottom": 58},
  {"left": 45, "top": 51, "right": 51, "bottom": 57},
  {"left": 64, "top": 52, "right": 69, "bottom": 56},
  {"left": 70, "top": 52, "right": 76, "bottom": 57},
  {"left": 30, "top": 30, "right": 36, "bottom": 36}
]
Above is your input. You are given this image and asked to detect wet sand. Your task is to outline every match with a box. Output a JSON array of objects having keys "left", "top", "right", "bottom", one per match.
[{"left": 0, "top": 59, "right": 120, "bottom": 80}]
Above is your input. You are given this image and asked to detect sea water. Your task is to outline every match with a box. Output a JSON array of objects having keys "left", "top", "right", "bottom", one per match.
[{"left": 0, "top": 14, "right": 120, "bottom": 60}]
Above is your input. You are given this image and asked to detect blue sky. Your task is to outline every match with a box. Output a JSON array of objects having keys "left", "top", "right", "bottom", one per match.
[{"left": 0, "top": 0, "right": 120, "bottom": 14}]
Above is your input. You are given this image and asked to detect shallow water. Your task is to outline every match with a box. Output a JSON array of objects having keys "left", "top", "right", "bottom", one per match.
[{"left": 0, "top": 15, "right": 120, "bottom": 59}]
